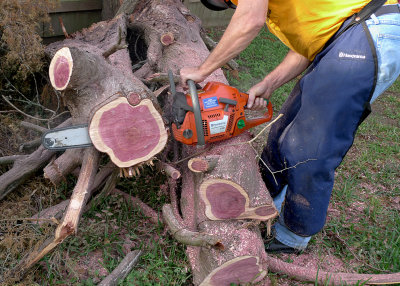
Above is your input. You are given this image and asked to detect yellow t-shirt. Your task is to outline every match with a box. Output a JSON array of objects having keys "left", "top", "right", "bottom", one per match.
[{"left": 231, "top": 0, "right": 398, "bottom": 60}]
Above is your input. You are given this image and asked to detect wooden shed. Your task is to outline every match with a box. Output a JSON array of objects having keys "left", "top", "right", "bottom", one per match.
[
  {"left": 41, "top": 0, "right": 232, "bottom": 40},
  {"left": 183, "top": 0, "right": 234, "bottom": 27},
  {"left": 40, "top": 0, "right": 102, "bottom": 40}
]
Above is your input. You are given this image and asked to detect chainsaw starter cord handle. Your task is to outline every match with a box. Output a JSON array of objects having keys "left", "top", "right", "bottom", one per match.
[{"left": 187, "top": 80, "right": 206, "bottom": 146}]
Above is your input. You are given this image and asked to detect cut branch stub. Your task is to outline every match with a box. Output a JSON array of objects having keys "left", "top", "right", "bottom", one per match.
[
  {"left": 200, "top": 179, "right": 276, "bottom": 221},
  {"left": 49, "top": 47, "right": 73, "bottom": 90},
  {"left": 188, "top": 156, "right": 219, "bottom": 173},
  {"left": 199, "top": 256, "right": 267, "bottom": 286},
  {"left": 89, "top": 97, "right": 167, "bottom": 167},
  {"left": 160, "top": 32, "right": 175, "bottom": 46}
]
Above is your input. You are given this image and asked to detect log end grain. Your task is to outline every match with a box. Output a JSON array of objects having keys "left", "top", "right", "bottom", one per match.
[
  {"left": 200, "top": 179, "right": 278, "bottom": 221},
  {"left": 89, "top": 98, "right": 168, "bottom": 167},
  {"left": 49, "top": 47, "right": 73, "bottom": 90},
  {"left": 188, "top": 158, "right": 209, "bottom": 173},
  {"left": 199, "top": 256, "right": 267, "bottom": 286}
]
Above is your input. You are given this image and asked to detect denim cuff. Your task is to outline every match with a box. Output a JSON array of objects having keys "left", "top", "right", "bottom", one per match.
[
  {"left": 273, "top": 185, "right": 311, "bottom": 250},
  {"left": 274, "top": 219, "right": 311, "bottom": 250}
]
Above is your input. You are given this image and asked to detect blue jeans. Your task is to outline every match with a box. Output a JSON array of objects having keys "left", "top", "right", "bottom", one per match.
[{"left": 273, "top": 9, "right": 400, "bottom": 250}]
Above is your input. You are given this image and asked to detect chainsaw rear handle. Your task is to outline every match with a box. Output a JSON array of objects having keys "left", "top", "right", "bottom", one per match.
[
  {"left": 242, "top": 92, "right": 273, "bottom": 129},
  {"left": 187, "top": 80, "right": 206, "bottom": 146}
]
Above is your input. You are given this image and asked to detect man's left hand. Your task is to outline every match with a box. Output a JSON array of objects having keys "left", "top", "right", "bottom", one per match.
[{"left": 180, "top": 66, "right": 209, "bottom": 88}]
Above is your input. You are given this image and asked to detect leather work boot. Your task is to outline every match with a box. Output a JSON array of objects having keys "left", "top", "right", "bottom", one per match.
[{"left": 264, "top": 238, "right": 302, "bottom": 254}]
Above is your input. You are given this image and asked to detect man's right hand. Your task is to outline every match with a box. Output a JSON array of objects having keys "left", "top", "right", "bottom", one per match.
[{"left": 247, "top": 80, "right": 274, "bottom": 110}]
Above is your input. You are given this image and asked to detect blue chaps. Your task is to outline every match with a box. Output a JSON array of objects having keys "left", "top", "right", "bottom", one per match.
[{"left": 260, "top": 21, "right": 377, "bottom": 236}]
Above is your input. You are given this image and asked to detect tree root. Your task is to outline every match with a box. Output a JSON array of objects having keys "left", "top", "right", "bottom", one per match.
[
  {"left": 162, "top": 204, "right": 223, "bottom": 250},
  {"left": 112, "top": 188, "right": 162, "bottom": 225},
  {"left": 265, "top": 255, "right": 400, "bottom": 285}
]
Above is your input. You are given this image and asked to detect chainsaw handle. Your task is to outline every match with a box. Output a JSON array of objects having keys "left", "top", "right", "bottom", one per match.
[
  {"left": 246, "top": 100, "right": 273, "bottom": 129},
  {"left": 242, "top": 92, "right": 273, "bottom": 129},
  {"left": 187, "top": 80, "right": 206, "bottom": 146}
]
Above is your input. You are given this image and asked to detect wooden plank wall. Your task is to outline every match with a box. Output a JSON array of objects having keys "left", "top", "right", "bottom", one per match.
[
  {"left": 40, "top": 0, "right": 231, "bottom": 40},
  {"left": 40, "top": 0, "right": 102, "bottom": 39},
  {"left": 183, "top": 0, "right": 234, "bottom": 27}
]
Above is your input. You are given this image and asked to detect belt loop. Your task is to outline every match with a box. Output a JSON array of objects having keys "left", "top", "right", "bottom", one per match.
[{"left": 370, "top": 13, "right": 380, "bottom": 24}]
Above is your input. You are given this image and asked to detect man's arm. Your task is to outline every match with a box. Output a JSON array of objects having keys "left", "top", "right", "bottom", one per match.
[
  {"left": 247, "top": 50, "right": 311, "bottom": 109},
  {"left": 180, "top": 0, "right": 269, "bottom": 85}
]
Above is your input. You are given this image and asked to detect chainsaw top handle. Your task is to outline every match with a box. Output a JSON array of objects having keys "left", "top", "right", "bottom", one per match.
[{"left": 187, "top": 80, "right": 206, "bottom": 146}]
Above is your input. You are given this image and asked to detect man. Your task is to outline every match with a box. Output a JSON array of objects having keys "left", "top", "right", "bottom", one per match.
[{"left": 180, "top": 0, "right": 400, "bottom": 253}]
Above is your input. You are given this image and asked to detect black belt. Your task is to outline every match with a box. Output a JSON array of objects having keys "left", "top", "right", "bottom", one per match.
[{"left": 374, "top": 4, "right": 400, "bottom": 16}]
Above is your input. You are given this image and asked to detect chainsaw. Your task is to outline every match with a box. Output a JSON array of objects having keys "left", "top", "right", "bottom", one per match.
[
  {"left": 170, "top": 78, "right": 273, "bottom": 146},
  {"left": 42, "top": 75, "right": 273, "bottom": 149}
]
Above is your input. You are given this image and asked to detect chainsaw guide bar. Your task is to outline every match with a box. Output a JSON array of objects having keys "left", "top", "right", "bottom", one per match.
[{"left": 42, "top": 124, "right": 92, "bottom": 150}]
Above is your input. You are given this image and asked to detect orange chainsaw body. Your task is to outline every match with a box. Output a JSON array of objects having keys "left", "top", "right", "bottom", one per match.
[{"left": 171, "top": 81, "right": 273, "bottom": 145}]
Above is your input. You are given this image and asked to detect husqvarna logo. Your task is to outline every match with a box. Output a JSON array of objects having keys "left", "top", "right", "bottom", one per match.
[{"left": 339, "top": 52, "right": 366, "bottom": 60}]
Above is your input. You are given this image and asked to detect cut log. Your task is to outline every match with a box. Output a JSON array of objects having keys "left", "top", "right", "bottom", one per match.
[
  {"left": 160, "top": 32, "right": 175, "bottom": 46},
  {"left": 44, "top": 148, "right": 84, "bottom": 185},
  {"left": 89, "top": 97, "right": 167, "bottom": 167},
  {"left": 46, "top": 15, "right": 161, "bottom": 123},
  {"left": 179, "top": 133, "right": 278, "bottom": 285},
  {"left": 49, "top": 47, "right": 73, "bottom": 90},
  {"left": 200, "top": 256, "right": 267, "bottom": 286},
  {"left": 194, "top": 134, "right": 277, "bottom": 224},
  {"left": 161, "top": 162, "right": 181, "bottom": 180},
  {"left": 200, "top": 179, "right": 276, "bottom": 221}
]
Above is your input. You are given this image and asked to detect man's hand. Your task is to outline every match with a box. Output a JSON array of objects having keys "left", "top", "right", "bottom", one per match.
[
  {"left": 180, "top": 66, "right": 208, "bottom": 88},
  {"left": 247, "top": 80, "right": 274, "bottom": 110},
  {"left": 247, "top": 50, "right": 311, "bottom": 110},
  {"left": 180, "top": 0, "right": 268, "bottom": 88}
]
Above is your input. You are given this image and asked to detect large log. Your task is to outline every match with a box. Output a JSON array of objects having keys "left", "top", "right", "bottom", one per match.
[{"left": 180, "top": 134, "right": 277, "bottom": 285}]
